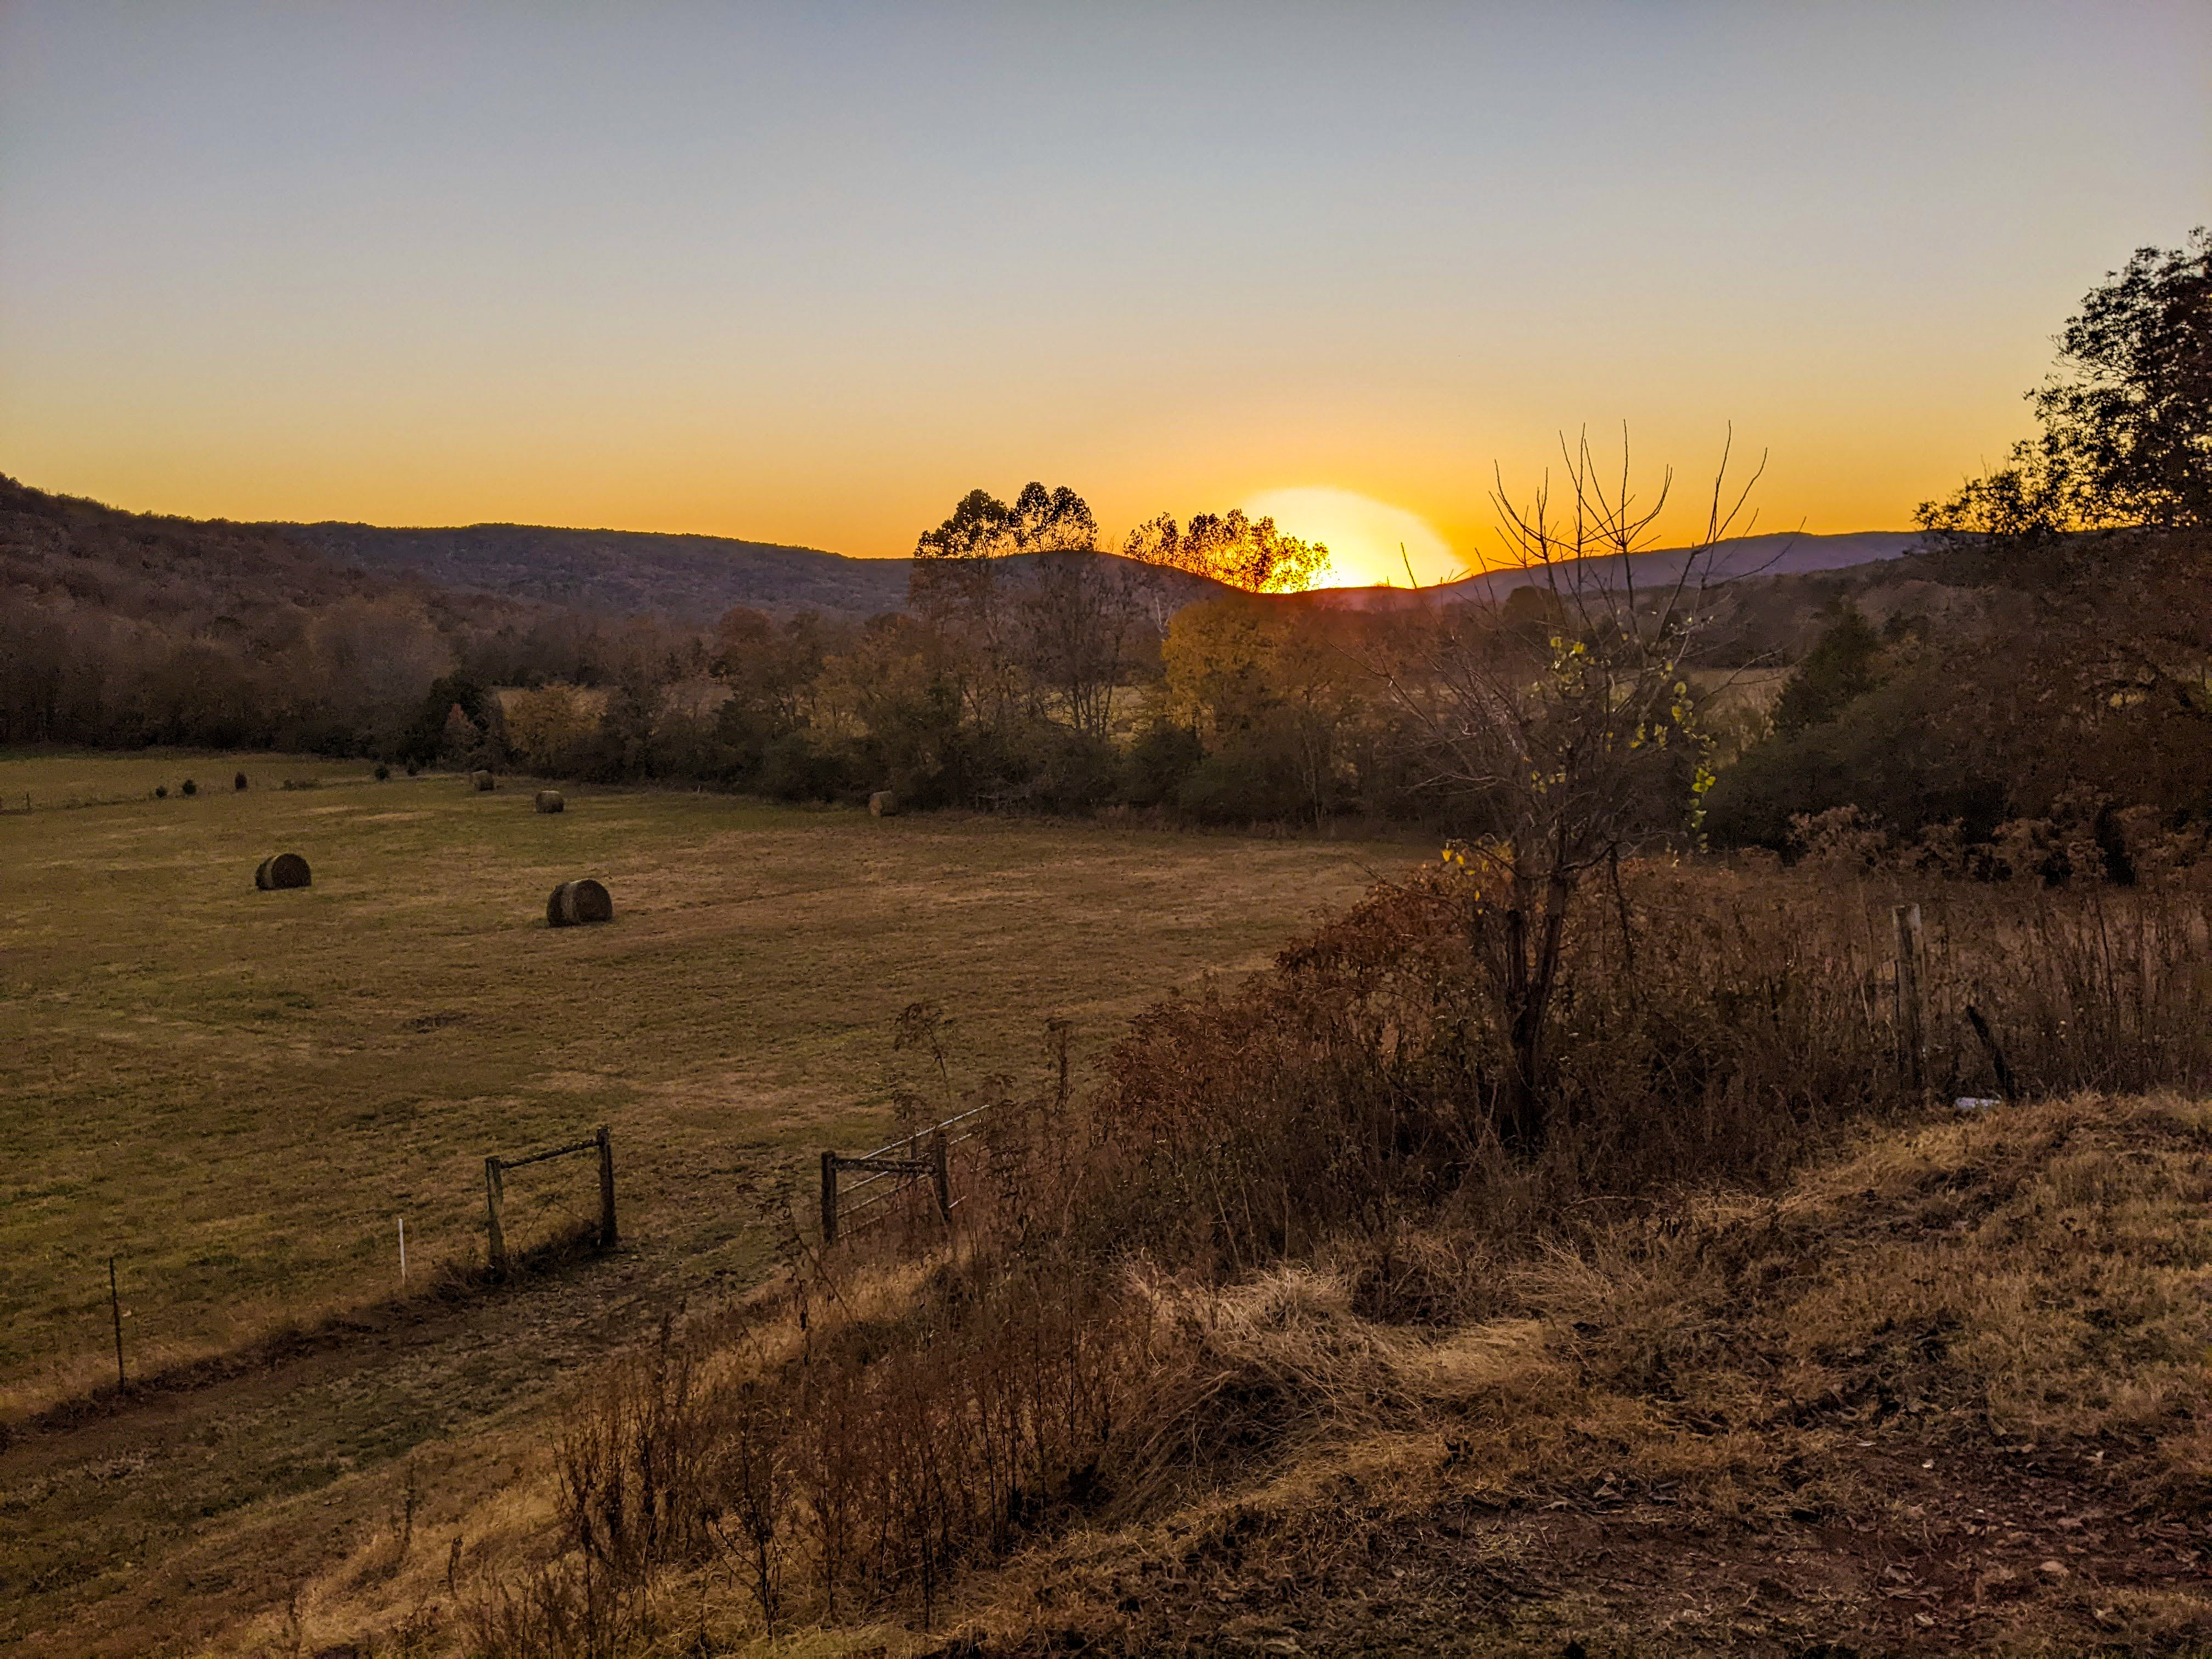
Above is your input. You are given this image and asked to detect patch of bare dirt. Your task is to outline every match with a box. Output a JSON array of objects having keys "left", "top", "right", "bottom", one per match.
[{"left": 957, "top": 1439, "right": 2208, "bottom": 1656}]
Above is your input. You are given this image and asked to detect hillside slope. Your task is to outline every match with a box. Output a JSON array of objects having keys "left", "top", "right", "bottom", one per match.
[
  {"left": 10, "top": 472, "right": 1914, "bottom": 631},
  {"left": 278, "top": 520, "right": 910, "bottom": 621},
  {"left": 0, "top": 476, "right": 593, "bottom": 747},
  {"left": 0, "top": 475, "right": 432, "bottom": 631},
  {"left": 279, "top": 518, "right": 1926, "bottom": 628},
  {"left": 210, "top": 1091, "right": 2212, "bottom": 1658},
  {"left": 940, "top": 1092, "right": 2212, "bottom": 1657}
]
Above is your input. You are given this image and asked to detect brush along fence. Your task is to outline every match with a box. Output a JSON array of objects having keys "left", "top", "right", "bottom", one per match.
[
  {"left": 1887, "top": 900, "right": 2020, "bottom": 1106},
  {"left": 484, "top": 1124, "right": 617, "bottom": 1275},
  {"left": 819, "top": 1103, "right": 994, "bottom": 1244}
]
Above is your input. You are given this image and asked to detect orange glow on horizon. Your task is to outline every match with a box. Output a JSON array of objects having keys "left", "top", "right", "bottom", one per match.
[
  {"left": 4, "top": 6, "right": 2200, "bottom": 569},
  {"left": 1241, "top": 487, "right": 1469, "bottom": 589}
]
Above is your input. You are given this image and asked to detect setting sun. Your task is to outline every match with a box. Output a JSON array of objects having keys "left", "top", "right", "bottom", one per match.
[{"left": 1240, "top": 487, "right": 1468, "bottom": 589}]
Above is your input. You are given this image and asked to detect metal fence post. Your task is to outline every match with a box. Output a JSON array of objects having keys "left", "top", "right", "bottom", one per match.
[{"left": 820, "top": 1150, "right": 839, "bottom": 1245}]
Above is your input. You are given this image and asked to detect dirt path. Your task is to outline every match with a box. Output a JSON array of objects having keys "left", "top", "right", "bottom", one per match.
[{"left": 969, "top": 1436, "right": 2210, "bottom": 1657}]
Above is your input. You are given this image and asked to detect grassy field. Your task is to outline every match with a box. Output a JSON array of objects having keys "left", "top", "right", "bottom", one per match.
[{"left": 0, "top": 750, "right": 1403, "bottom": 1415}]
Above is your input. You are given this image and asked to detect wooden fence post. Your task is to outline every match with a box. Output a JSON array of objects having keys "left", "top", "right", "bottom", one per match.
[
  {"left": 931, "top": 1132, "right": 952, "bottom": 1224},
  {"left": 1893, "top": 902, "right": 1926, "bottom": 1094},
  {"left": 484, "top": 1156, "right": 507, "bottom": 1276},
  {"left": 595, "top": 1125, "right": 618, "bottom": 1250},
  {"left": 820, "top": 1150, "right": 839, "bottom": 1245}
]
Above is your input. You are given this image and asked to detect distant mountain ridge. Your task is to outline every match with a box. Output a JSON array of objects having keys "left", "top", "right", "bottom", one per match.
[
  {"left": 7, "top": 477, "right": 1923, "bottom": 631},
  {"left": 278, "top": 521, "right": 909, "bottom": 621},
  {"left": 279, "top": 520, "right": 1243, "bottom": 622},
  {"left": 281, "top": 520, "right": 1925, "bottom": 624},
  {"left": 1307, "top": 530, "right": 1928, "bottom": 610}
]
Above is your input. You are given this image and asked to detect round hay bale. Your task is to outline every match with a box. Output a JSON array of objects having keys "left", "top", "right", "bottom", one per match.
[
  {"left": 546, "top": 878, "right": 613, "bottom": 928},
  {"left": 255, "top": 852, "right": 312, "bottom": 891},
  {"left": 534, "top": 789, "right": 565, "bottom": 814},
  {"left": 868, "top": 789, "right": 901, "bottom": 818},
  {"left": 234, "top": 771, "right": 249, "bottom": 791},
  {"left": 472, "top": 770, "right": 497, "bottom": 792}
]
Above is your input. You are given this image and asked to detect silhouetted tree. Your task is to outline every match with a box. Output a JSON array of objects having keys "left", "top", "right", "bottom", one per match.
[
  {"left": 1122, "top": 509, "right": 1328, "bottom": 592},
  {"left": 1921, "top": 228, "right": 2210, "bottom": 540},
  {"left": 404, "top": 674, "right": 492, "bottom": 766},
  {"left": 1025, "top": 555, "right": 1146, "bottom": 741},
  {"left": 909, "top": 482, "right": 1097, "bottom": 732}
]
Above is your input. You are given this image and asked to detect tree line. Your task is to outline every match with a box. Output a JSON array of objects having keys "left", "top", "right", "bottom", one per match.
[
  {"left": 1706, "top": 228, "right": 2212, "bottom": 870},
  {"left": 0, "top": 476, "right": 703, "bottom": 759},
  {"left": 477, "top": 545, "right": 1437, "bottom": 823}
]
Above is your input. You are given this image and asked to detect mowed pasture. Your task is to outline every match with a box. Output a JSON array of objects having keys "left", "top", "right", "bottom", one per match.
[{"left": 0, "top": 751, "right": 1401, "bottom": 1414}]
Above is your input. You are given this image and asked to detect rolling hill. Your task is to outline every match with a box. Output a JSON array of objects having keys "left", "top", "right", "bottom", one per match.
[
  {"left": 1307, "top": 529, "right": 1927, "bottom": 610},
  {"left": 276, "top": 520, "right": 912, "bottom": 622},
  {"left": 275, "top": 519, "right": 1250, "bottom": 623},
  {"left": 6, "top": 472, "right": 1923, "bottom": 638},
  {"left": 277, "top": 520, "right": 1923, "bottom": 625}
]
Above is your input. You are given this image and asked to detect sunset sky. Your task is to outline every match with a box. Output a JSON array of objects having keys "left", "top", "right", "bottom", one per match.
[{"left": 2, "top": 3, "right": 2206, "bottom": 586}]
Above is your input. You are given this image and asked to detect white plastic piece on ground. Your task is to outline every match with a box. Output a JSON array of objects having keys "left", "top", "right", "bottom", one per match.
[{"left": 1954, "top": 1097, "right": 2004, "bottom": 1111}]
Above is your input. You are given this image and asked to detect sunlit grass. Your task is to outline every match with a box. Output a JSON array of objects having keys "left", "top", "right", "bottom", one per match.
[{"left": 0, "top": 751, "right": 1400, "bottom": 1414}]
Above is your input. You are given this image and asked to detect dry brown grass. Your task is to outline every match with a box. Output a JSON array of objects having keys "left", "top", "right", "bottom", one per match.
[
  {"left": 0, "top": 753, "right": 1387, "bottom": 1417},
  {"left": 21, "top": 748, "right": 2212, "bottom": 1657},
  {"left": 0, "top": 750, "right": 1397, "bottom": 1657},
  {"left": 939, "top": 1091, "right": 2212, "bottom": 1656},
  {"left": 335, "top": 847, "right": 2212, "bottom": 1657},
  {"left": 295, "top": 1091, "right": 2212, "bottom": 1656}
]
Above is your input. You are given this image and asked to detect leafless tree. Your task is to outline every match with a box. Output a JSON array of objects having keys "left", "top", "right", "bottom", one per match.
[{"left": 1379, "top": 428, "right": 1764, "bottom": 1146}]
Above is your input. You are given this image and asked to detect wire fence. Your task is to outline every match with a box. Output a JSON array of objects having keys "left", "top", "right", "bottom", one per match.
[{"left": 820, "top": 1102, "right": 996, "bottom": 1243}]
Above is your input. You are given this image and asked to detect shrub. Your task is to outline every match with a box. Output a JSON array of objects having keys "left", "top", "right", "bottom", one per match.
[
  {"left": 1119, "top": 721, "right": 1203, "bottom": 809},
  {"left": 757, "top": 731, "right": 852, "bottom": 802},
  {"left": 1705, "top": 667, "right": 2010, "bottom": 851},
  {"left": 1175, "top": 748, "right": 1309, "bottom": 824},
  {"left": 154, "top": 785, "right": 167, "bottom": 799},
  {"left": 374, "top": 763, "right": 390, "bottom": 781},
  {"left": 1084, "top": 857, "right": 2212, "bottom": 1266},
  {"left": 1009, "top": 724, "right": 1119, "bottom": 814}
]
